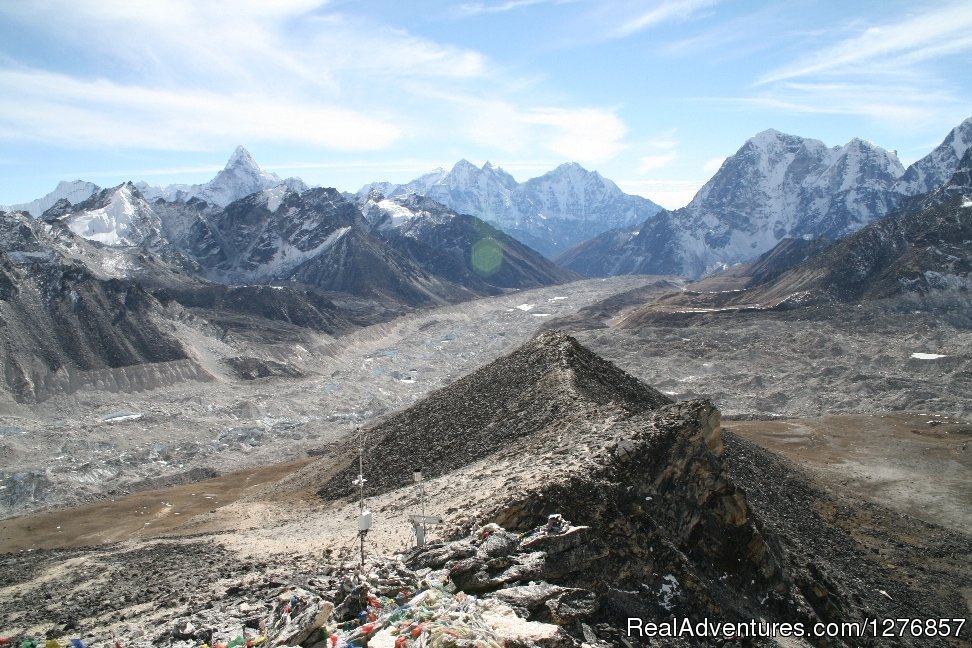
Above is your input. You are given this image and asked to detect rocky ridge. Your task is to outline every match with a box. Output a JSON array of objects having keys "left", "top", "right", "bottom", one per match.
[{"left": 559, "top": 116, "right": 972, "bottom": 279}]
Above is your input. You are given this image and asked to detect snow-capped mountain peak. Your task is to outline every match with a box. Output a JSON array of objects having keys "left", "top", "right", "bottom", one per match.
[
  {"left": 6, "top": 180, "right": 101, "bottom": 218},
  {"left": 561, "top": 127, "right": 910, "bottom": 279},
  {"left": 357, "top": 160, "right": 661, "bottom": 257},
  {"left": 226, "top": 145, "right": 258, "bottom": 169},
  {"left": 136, "top": 146, "right": 305, "bottom": 207},
  {"left": 893, "top": 116, "right": 972, "bottom": 197},
  {"left": 56, "top": 182, "right": 163, "bottom": 247}
]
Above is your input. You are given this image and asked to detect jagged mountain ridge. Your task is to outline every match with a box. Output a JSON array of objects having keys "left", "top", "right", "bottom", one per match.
[
  {"left": 745, "top": 147, "right": 972, "bottom": 306},
  {"left": 47, "top": 182, "right": 166, "bottom": 248},
  {"left": 561, "top": 116, "right": 972, "bottom": 280},
  {"left": 1, "top": 179, "right": 576, "bottom": 402},
  {"left": 4, "top": 180, "right": 101, "bottom": 218},
  {"left": 0, "top": 210, "right": 198, "bottom": 403},
  {"left": 358, "top": 159, "right": 663, "bottom": 257},
  {"left": 137, "top": 146, "right": 308, "bottom": 207},
  {"left": 560, "top": 129, "right": 908, "bottom": 278},
  {"left": 613, "top": 150, "right": 972, "bottom": 331},
  {"left": 43, "top": 177, "right": 575, "bottom": 307},
  {"left": 893, "top": 116, "right": 972, "bottom": 197}
]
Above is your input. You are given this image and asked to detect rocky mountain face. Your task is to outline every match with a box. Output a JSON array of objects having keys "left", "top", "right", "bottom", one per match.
[
  {"left": 359, "top": 160, "right": 662, "bottom": 258},
  {"left": 137, "top": 146, "right": 307, "bottom": 207},
  {"left": 0, "top": 175, "right": 576, "bottom": 400},
  {"left": 45, "top": 182, "right": 166, "bottom": 248},
  {"left": 893, "top": 116, "right": 972, "bottom": 197},
  {"left": 561, "top": 129, "right": 907, "bottom": 278},
  {"left": 612, "top": 149, "right": 972, "bottom": 332},
  {"left": 744, "top": 149, "right": 972, "bottom": 309},
  {"left": 37, "top": 174, "right": 574, "bottom": 309},
  {"left": 0, "top": 210, "right": 196, "bottom": 403},
  {"left": 360, "top": 192, "right": 579, "bottom": 292},
  {"left": 163, "top": 187, "right": 567, "bottom": 307}
]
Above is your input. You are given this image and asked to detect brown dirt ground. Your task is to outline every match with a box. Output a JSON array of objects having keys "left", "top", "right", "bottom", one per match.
[
  {"left": 4, "top": 413, "right": 970, "bottom": 563},
  {"left": 0, "top": 457, "right": 315, "bottom": 552},
  {"left": 726, "top": 413, "right": 972, "bottom": 534}
]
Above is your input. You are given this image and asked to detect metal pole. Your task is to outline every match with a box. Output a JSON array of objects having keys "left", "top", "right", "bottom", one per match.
[
  {"left": 357, "top": 428, "right": 366, "bottom": 568},
  {"left": 420, "top": 479, "right": 426, "bottom": 541}
]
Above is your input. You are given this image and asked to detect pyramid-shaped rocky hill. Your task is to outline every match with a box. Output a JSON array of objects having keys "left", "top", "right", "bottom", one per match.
[
  {"left": 300, "top": 330, "right": 970, "bottom": 638},
  {"left": 317, "top": 331, "right": 671, "bottom": 500}
]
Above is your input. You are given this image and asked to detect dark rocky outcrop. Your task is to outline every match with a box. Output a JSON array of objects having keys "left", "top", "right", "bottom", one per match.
[{"left": 316, "top": 332, "right": 672, "bottom": 501}]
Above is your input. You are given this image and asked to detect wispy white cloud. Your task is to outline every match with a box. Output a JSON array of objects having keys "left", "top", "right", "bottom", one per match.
[
  {"left": 406, "top": 83, "right": 630, "bottom": 164},
  {"left": 638, "top": 154, "right": 677, "bottom": 172},
  {"left": 757, "top": 2, "right": 972, "bottom": 85},
  {"left": 521, "top": 107, "right": 629, "bottom": 162},
  {"left": 616, "top": 178, "right": 701, "bottom": 209},
  {"left": 610, "top": 0, "right": 720, "bottom": 38},
  {"left": 0, "top": 0, "right": 638, "bottom": 172},
  {"left": 662, "top": 6, "right": 785, "bottom": 60},
  {"left": 454, "top": 0, "right": 563, "bottom": 17},
  {"left": 716, "top": 81, "right": 967, "bottom": 126},
  {"left": 0, "top": 69, "right": 402, "bottom": 150},
  {"left": 0, "top": 1, "right": 495, "bottom": 154},
  {"left": 715, "top": 3, "right": 972, "bottom": 130}
]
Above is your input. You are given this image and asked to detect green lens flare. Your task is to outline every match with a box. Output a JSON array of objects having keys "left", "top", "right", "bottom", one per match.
[{"left": 471, "top": 238, "right": 503, "bottom": 277}]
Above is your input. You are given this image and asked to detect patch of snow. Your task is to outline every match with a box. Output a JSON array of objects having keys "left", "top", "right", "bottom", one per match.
[
  {"left": 264, "top": 185, "right": 288, "bottom": 212},
  {"left": 531, "top": 313, "right": 551, "bottom": 317},
  {"left": 515, "top": 303, "right": 535, "bottom": 311},
  {"left": 67, "top": 186, "right": 140, "bottom": 245},
  {"left": 962, "top": 196, "right": 971, "bottom": 208},
  {"left": 911, "top": 352, "right": 946, "bottom": 360},
  {"left": 257, "top": 226, "right": 351, "bottom": 278},
  {"left": 102, "top": 412, "right": 143, "bottom": 423},
  {"left": 658, "top": 574, "right": 680, "bottom": 611}
]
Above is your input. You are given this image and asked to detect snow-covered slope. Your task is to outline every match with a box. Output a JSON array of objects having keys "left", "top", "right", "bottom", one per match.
[
  {"left": 561, "top": 129, "right": 906, "bottom": 278},
  {"left": 745, "top": 148, "right": 972, "bottom": 307},
  {"left": 137, "top": 146, "right": 308, "bottom": 207},
  {"left": 893, "top": 117, "right": 972, "bottom": 197},
  {"left": 53, "top": 182, "right": 165, "bottom": 247},
  {"left": 6, "top": 180, "right": 101, "bottom": 217},
  {"left": 358, "top": 160, "right": 662, "bottom": 257}
]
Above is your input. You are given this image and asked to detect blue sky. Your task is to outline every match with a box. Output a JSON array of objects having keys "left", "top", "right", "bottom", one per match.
[{"left": 1, "top": 0, "right": 970, "bottom": 209}]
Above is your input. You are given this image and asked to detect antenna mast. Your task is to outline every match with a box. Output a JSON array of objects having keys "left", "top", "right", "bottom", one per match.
[{"left": 353, "top": 427, "right": 371, "bottom": 568}]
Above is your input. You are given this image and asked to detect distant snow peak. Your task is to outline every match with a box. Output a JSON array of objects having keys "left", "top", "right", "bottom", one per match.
[
  {"left": 9, "top": 180, "right": 101, "bottom": 218},
  {"left": 894, "top": 116, "right": 972, "bottom": 197},
  {"left": 62, "top": 182, "right": 161, "bottom": 247},
  {"left": 137, "top": 146, "right": 302, "bottom": 208},
  {"left": 561, "top": 125, "right": 917, "bottom": 279},
  {"left": 359, "top": 158, "right": 662, "bottom": 256},
  {"left": 227, "top": 145, "right": 258, "bottom": 169}
]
